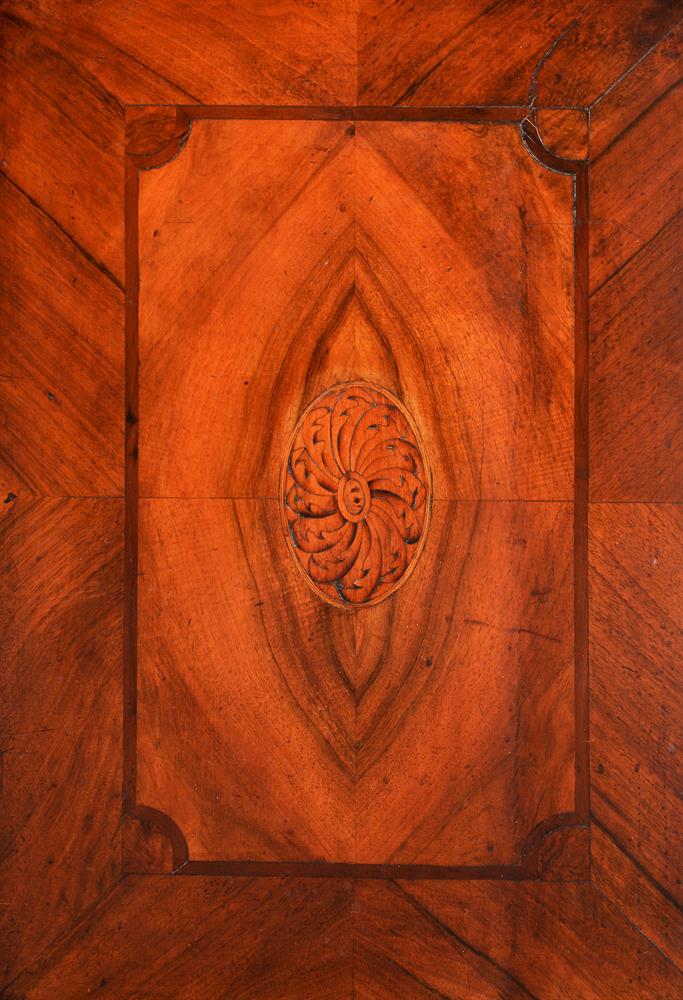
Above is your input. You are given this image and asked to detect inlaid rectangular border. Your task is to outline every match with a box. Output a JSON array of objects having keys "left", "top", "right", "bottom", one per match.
[{"left": 122, "top": 105, "right": 589, "bottom": 881}]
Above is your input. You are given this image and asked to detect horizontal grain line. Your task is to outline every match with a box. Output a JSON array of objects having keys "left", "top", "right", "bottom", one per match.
[
  {"left": 135, "top": 496, "right": 576, "bottom": 502},
  {"left": 173, "top": 104, "right": 529, "bottom": 123},
  {"left": 165, "top": 860, "right": 587, "bottom": 880},
  {"left": 8, "top": 497, "right": 681, "bottom": 505},
  {"left": 1, "top": 496, "right": 125, "bottom": 501},
  {"left": 588, "top": 500, "right": 683, "bottom": 506}
]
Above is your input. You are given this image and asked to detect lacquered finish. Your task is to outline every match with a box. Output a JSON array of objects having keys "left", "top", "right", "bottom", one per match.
[{"left": 2, "top": 2, "right": 681, "bottom": 997}]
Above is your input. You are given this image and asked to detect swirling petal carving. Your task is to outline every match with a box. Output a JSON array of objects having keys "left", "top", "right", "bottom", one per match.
[{"left": 281, "top": 382, "right": 431, "bottom": 607}]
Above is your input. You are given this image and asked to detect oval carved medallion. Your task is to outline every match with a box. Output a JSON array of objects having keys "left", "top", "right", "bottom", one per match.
[{"left": 281, "top": 382, "right": 431, "bottom": 608}]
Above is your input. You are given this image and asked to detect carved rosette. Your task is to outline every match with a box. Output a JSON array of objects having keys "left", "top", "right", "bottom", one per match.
[{"left": 281, "top": 382, "right": 431, "bottom": 607}]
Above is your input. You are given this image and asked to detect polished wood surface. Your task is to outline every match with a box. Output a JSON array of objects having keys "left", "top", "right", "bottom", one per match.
[
  {"left": 136, "top": 117, "right": 574, "bottom": 501},
  {"left": 131, "top": 113, "right": 579, "bottom": 874},
  {"left": 1, "top": 2, "right": 681, "bottom": 997},
  {"left": 136, "top": 498, "right": 574, "bottom": 868},
  {"left": 281, "top": 381, "right": 432, "bottom": 608}
]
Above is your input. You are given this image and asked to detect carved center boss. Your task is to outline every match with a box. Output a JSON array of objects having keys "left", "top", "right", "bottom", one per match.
[
  {"left": 130, "top": 116, "right": 581, "bottom": 874},
  {"left": 281, "top": 382, "right": 431, "bottom": 607}
]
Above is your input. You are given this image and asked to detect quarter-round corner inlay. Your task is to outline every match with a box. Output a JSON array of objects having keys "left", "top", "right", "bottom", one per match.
[{"left": 280, "top": 381, "right": 431, "bottom": 608}]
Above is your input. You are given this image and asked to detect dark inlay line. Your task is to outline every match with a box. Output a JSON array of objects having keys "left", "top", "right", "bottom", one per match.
[
  {"left": 590, "top": 74, "right": 682, "bottom": 165},
  {"left": 391, "top": 882, "right": 541, "bottom": 1000},
  {"left": 175, "top": 104, "right": 528, "bottom": 123},
  {"left": 173, "top": 859, "right": 542, "bottom": 880},
  {"left": 574, "top": 162, "right": 590, "bottom": 824},
  {"left": 136, "top": 496, "right": 576, "bottom": 502},
  {"left": 589, "top": 208, "right": 682, "bottom": 300},
  {"left": 125, "top": 105, "right": 591, "bottom": 880},
  {"left": 592, "top": 814, "right": 683, "bottom": 913},
  {"left": 122, "top": 157, "right": 139, "bottom": 812},
  {"left": 2, "top": 172, "right": 124, "bottom": 292},
  {"left": 390, "top": 0, "right": 507, "bottom": 106},
  {"left": 589, "top": 23, "right": 681, "bottom": 110},
  {"left": 527, "top": 16, "right": 582, "bottom": 108}
]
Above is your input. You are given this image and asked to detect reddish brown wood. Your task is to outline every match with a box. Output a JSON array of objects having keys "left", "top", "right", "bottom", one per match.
[
  {"left": 0, "top": 176, "right": 124, "bottom": 497},
  {"left": 2, "top": 2, "right": 681, "bottom": 996},
  {"left": 135, "top": 497, "right": 575, "bottom": 869},
  {"left": 136, "top": 118, "right": 575, "bottom": 501},
  {"left": 356, "top": 880, "right": 682, "bottom": 999},
  {"left": 535, "top": 108, "right": 589, "bottom": 161},
  {"left": 8, "top": 877, "right": 355, "bottom": 999},
  {"left": 590, "top": 504, "right": 683, "bottom": 954},
  {"left": 0, "top": 498, "right": 123, "bottom": 986},
  {"left": 282, "top": 381, "right": 431, "bottom": 608},
  {"left": 7, "top": 1, "right": 357, "bottom": 106},
  {"left": 8, "top": 877, "right": 680, "bottom": 999},
  {"left": 589, "top": 21, "right": 682, "bottom": 161},
  {"left": 127, "top": 113, "right": 585, "bottom": 878},
  {"left": 589, "top": 81, "right": 682, "bottom": 501},
  {"left": 358, "top": 0, "right": 679, "bottom": 108}
]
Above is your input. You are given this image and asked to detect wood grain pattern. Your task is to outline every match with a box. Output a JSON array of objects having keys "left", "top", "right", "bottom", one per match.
[
  {"left": 356, "top": 879, "right": 683, "bottom": 999},
  {"left": 7, "top": 0, "right": 357, "bottom": 107},
  {"left": 131, "top": 114, "right": 581, "bottom": 873},
  {"left": 535, "top": 108, "right": 589, "bottom": 161},
  {"left": 137, "top": 118, "right": 575, "bottom": 501},
  {"left": 7, "top": 876, "right": 682, "bottom": 999},
  {"left": 0, "top": 175, "right": 124, "bottom": 498},
  {"left": 1, "top": 12, "right": 125, "bottom": 499},
  {"left": 589, "top": 76, "right": 682, "bottom": 501},
  {"left": 0, "top": 498, "right": 123, "bottom": 987},
  {"left": 136, "top": 498, "right": 574, "bottom": 867},
  {"left": 358, "top": 0, "right": 679, "bottom": 108},
  {"left": 7, "top": 876, "right": 354, "bottom": 999},
  {"left": 590, "top": 504, "right": 683, "bottom": 962},
  {"left": 589, "top": 21, "right": 682, "bottom": 161},
  {"left": 282, "top": 381, "right": 431, "bottom": 607},
  {"left": 2, "top": 1, "right": 681, "bottom": 995},
  {"left": 1, "top": 12, "right": 125, "bottom": 283}
]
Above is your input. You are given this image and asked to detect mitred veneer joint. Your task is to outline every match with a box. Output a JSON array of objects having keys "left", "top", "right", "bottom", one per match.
[
  {"left": 121, "top": 806, "right": 189, "bottom": 875},
  {"left": 120, "top": 807, "right": 590, "bottom": 880},
  {"left": 126, "top": 106, "right": 193, "bottom": 170},
  {"left": 123, "top": 104, "right": 591, "bottom": 883}
]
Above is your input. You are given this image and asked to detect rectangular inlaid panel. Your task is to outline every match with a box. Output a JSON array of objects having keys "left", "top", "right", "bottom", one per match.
[{"left": 130, "top": 117, "right": 581, "bottom": 872}]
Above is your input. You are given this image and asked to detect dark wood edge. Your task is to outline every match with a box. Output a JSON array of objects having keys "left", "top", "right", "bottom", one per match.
[
  {"left": 162, "top": 812, "right": 590, "bottom": 881},
  {"left": 122, "top": 806, "right": 189, "bottom": 874},
  {"left": 172, "top": 861, "right": 586, "bottom": 881},
  {"left": 532, "top": 107, "right": 589, "bottom": 163},
  {"left": 520, "top": 116, "right": 591, "bottom": 840},
  {"left": 123, "top": 154, "right": 138, "bottom": 817},
  {"left": 128, "top": 108, "right": 193, "bottom": 171},
  {"left": 520, "top": 812, "right": 590, "bottom": 877},
  {"left": 574, "top": 162, "right": 590, "bottom": 830},
  {"left": 181, "top": 105, "right": 529, "bottom": 122},
  {"left": 122, "top": 105, "right": 591, "bottom": 880}
]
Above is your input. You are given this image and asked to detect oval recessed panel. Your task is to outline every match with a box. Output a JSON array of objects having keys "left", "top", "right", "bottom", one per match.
[{"left": 281, "top": 381, "right": 431, "bottom": 608}]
